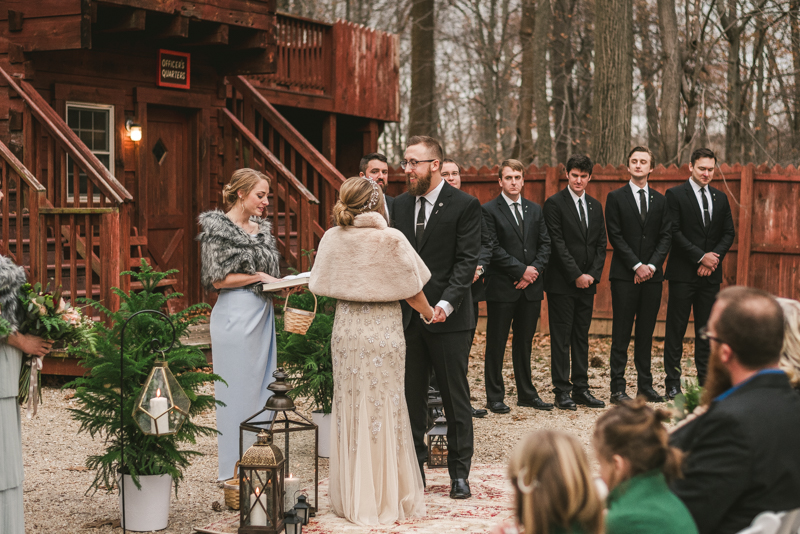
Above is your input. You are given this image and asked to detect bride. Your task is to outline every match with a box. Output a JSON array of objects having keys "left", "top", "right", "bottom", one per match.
[{"left": 310, "top": 176, "right": 433, "bottom": 525}]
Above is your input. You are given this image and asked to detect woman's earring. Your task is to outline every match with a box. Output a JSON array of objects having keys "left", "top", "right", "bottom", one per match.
[{"left": 240, "top": 199, "right": 245, "bottom": 214}]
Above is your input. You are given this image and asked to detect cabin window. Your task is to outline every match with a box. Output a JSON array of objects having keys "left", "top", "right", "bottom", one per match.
[{"left": 65, "top": 102, "right": 114, "bottom": 201}]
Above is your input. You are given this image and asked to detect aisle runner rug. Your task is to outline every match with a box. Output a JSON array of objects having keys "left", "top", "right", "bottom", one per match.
[{"left": 199, "top": 464, "right": 514, "bottom": 533}]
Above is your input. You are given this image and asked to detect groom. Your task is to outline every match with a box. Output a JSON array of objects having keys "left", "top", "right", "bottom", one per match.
[{"left": 394, "top": 135, "right": 482, "bottom": 499}]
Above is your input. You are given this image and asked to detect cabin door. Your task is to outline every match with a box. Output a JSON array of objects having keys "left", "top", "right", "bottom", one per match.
[{"left": 143, "top": 106, "right": 193, "bottom": 296}]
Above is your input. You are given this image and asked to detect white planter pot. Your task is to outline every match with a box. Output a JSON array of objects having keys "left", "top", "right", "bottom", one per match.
[
  {"left": 118, "top": 474, "right": 172, "bottom": 531},
  {"left": 312, "top": 411, "right": 332, "bottom": 458}
]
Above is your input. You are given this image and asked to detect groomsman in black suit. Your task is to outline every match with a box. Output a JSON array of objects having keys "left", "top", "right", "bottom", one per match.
[
  {"left": 543, "top": 154, "right": 607, "bottom": 410},
  {"left": 605, "top": 146, "right": 672, "bottom": 404},
  {"left": 482, "top": 159, "right": 553, "bottom": 414},
  {"left": 663, "top": 147, "right": 735, "bottom": 396},
  {"left": 359, "top": 152, "right": 393, "bottom": 219},
  {"left": 394, "top": 136, "right": 481, "bottom": 499}
]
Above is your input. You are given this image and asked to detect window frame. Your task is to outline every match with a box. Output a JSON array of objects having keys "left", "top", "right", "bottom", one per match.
[{"left": 65, "top": 101, "right": 115, "bottom": 202}]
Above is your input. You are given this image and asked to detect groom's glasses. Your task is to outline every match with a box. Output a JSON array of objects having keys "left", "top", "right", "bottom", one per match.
[
  {"left": 698, "top": 326, "right": 725, "bottom": 345},
  {"left": 400, "top": 159, "right": 435, "bottom": 170}
]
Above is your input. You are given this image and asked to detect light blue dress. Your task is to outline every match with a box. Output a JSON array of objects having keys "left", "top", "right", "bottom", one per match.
[
  {"left": 0, "top": 342, "right": 24, "bottom": 534},
  {"left": 211, "top": 288, "right": 277, "bottom": 481}
]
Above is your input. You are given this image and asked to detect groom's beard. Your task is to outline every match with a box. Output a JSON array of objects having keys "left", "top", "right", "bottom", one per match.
[
  {"left": 701, "top": 344, "right": 733, "bottom": 406},
  {"left": 406, "top": 168, "right": 432, "bottom": 197}
]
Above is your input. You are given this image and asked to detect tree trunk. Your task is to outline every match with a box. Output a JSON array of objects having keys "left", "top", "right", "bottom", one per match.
[
  {"left": 657, "top": 0, "right": 681, "bottom": 164},
  {"left": 791, "top": 0, "right": 800, "bottom": 155},
  {"left": 635, "top": 0, "right": 662, "bottom": 161},
  {"left": 533, "top": 0, "right": 552, "bottom": 165},
  {"left": 754, "top": 45, "right": 768, "bottom": 164},
  {"left": 591, "top": 0, "right": 633, "bottom": 165},
  {"left": 514, "top": 0, "right": 536, "bottom": 164},
  {"left": 550, "top": 0, "right": 573, "bottom": 164},
  {"left": 408, "top": 0, "right": 437, "bottom": 138},
  {"left": 717, "top": 0, "right": 742, "bottom": 162}
]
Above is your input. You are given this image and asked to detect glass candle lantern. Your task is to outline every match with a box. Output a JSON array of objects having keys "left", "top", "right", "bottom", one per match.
[
  {"left": 293, "top": 494, "right": 310, "bottom": 525},
  {"left": 426, "top": 416, "right": 448, "bottom": 468},
  {"left": 239, "top": 431, "right": 285, "bottom": 533},
  {"left": 132, "top": 361, "right": 190, "bottom": 436},
  {"left": 283, "top": 509, "right": 303, "bottom": 534}
]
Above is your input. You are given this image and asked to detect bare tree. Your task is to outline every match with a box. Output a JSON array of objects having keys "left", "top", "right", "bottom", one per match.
[
  {"left": 634, "top": 0, "right": 663, "bottom": 160},
  {"left": 409, "top": 0, "right": 438, "bottom": 137},
  {"left": 532, "top": 0, "right": 553, "bottom": 164},
  {"left": 657, "top": 0, "right": 682, "bottom": 163},
  {"left": 513, "top": 0, "right": 537, "bottom": 163},
  {"left": 550, "top": 0, "right": 575, "bottom": 163}
]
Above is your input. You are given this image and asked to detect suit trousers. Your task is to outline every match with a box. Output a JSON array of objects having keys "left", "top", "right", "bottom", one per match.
[
  {"left": 664, "top": 280, "right": 719, "bottom": 388},
  {"left": 548, "top": 292, "right": 594, "bottom": 395},
  {"left": 404, "top": 315, "right": 474, "bottom": 480},
  {"left": 609, "top": 280, "right": 662, "bottom": 393},
  {"left": 429, "top": 300, "right": 479, "bottom": 395},
  {"left": 484, "top": 299, "right": 541, "bottom": 403}
]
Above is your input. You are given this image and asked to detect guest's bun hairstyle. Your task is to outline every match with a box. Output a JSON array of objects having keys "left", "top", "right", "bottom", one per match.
[
  {"left": 777, "top": 297, "right": 800, "bottom": 387},
  {"left": 508, "top": 430, "right": 603, "bottom": 534},
  {"left": 593, "top": 398, "right": 683, "bottom": 484},
  {"left": 331, "top": 176, "right": 386, "bottom": 227},
  {"left": 222, "top": 168, "right": 271, "bottom": 211}
]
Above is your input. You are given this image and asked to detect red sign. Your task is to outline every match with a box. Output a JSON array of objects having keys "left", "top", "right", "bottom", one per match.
[{"left": 157, "top": 50, "right": 190, "bottom": 89}]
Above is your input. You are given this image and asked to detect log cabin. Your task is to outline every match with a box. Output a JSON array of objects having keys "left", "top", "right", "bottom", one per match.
[{"left": 0, "top": 0, "right": 399, "bottom": 324}]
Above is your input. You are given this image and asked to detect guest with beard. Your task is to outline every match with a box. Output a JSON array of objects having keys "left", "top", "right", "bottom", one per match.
[
  {"left": 669, "top": 286, "right": 800, "bottom": 534},
  {"left": 359, "top": 153, "right": 393, "bottom": 220}
]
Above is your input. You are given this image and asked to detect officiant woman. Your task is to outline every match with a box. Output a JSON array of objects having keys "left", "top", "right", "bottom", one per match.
[{"left": 198, "top": 168, "right": 282, "bottom": 481}]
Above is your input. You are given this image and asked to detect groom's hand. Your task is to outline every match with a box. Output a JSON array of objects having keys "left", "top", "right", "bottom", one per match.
[{"left": 432, "top": 306, "right": 447, "bottom": 323}]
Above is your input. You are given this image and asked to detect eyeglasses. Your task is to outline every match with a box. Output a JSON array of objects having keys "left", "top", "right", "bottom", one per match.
[
  {"left": 698, "top": 326, "right": 725, "bottom": 344},
  {"left": 400, "top": 159, "right": 435, "bottom": 170},
  {"left": 441, "top": 171, "right": 460, "bottom": 178}
]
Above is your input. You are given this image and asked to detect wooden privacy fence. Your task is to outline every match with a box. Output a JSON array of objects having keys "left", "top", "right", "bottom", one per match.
[{"left": 387, "top": 163, "right": 800, "bottom": 335}]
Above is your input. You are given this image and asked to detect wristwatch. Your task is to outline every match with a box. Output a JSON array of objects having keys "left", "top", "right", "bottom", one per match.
[{"left": 476, "top": 266, "right": 485, "bottom": 276}]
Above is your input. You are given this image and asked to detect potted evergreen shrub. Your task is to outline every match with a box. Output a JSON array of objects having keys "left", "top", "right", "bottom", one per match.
[
  {"left": 276, "top": 290, "right": 335, "bottom": 457},
  {"left": 66, "top": 262, "right": 222, "bottom": 531}
]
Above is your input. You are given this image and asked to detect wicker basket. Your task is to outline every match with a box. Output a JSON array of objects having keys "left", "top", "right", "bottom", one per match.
[
  {"left": 223, "top": 463, "right": 240, "bottom": 510},
  {"left": 283, "top": 287, "right": 317, "bottom": 335}
]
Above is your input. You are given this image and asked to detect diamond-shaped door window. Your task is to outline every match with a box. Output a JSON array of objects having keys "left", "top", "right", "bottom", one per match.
[{"left": 153, "top": 138, "right": 168, "bottom": 165}]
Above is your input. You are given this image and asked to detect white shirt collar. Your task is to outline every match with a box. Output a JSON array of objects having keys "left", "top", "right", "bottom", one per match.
[
  {"left": 629, "top": 180, "right": 649, "bottom": 195},
  {"left": 567, "top": 186, "right": 585, "bottom": 204},
  {"left": 417, "top": 178, "right": 445, "bottom": 205},
  {"left": 501, "top": 191, "right": 522, "bottom": 207},
  {"left": 688, "top": 178, "right": 706, "bottom": 193}
]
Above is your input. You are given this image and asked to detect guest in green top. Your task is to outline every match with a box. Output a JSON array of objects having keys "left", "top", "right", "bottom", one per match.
[
  {"left": 490, "top": 429, "right": 603, "bottom": 534},
  {"left": 594, "top": 399, "right": 698, "bottom": 534}
]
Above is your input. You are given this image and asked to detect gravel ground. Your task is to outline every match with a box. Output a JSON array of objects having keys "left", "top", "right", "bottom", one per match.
[{"left": 22, "top": 333, "right": 696, "bottom": 533}]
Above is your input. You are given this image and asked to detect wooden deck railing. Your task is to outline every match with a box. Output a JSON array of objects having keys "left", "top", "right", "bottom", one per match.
[
  {"left": 268, "top": 13, "right": 332, "bottom": 94},
  {"left": 0, "top": 66, "right": 132, "bottom": 310},
  {"left": 226, "top": 75, "right": 345, "bottom": 269}
]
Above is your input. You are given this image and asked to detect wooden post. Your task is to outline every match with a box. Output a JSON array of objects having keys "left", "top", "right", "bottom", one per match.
[
  {"left": 322, "top": 113, "right": 336, "bottom": 167},
  {"left": 736, "top": 164, "right": 754, "bottom": 286},
  {"left": 100, "top": 210, "right": 121, "bottom": 313}
]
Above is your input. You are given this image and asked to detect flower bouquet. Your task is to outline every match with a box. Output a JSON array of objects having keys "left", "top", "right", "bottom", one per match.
[
  {"left": 0, "top": 313, "right": 11, "bottom": 339},
  {"left": 18, "top": 282, "right": 97, "bottom": 414}
]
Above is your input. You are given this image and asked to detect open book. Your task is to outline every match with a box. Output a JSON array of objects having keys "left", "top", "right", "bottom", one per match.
[{"left": 262, "top": 272, "right": 311, "bottom": 292}]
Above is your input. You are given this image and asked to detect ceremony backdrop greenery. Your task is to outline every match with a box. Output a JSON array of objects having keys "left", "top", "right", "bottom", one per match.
[{"left": 65, "top": 261, "right": 222, "bottom": 493}]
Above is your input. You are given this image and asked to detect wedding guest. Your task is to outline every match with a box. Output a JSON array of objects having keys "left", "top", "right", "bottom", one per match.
[
  {"left": 777, "top": 297, "right": 800, "bottom": 389},
  {"left": 593, "top": 399, "right": 698, "bottom": 534},
  {"left": 310, "top": 176, "right": 432, "bottom": 525},
  {"left": 1, "top": 190, "right": 54, "bottom": 534},
  {"left": 490, "top": 430, "right": 603, "bottom": 534},
  {"left": 197, "top": 168, "right": 282, "bottom": 481},
  {"left": 359, "top": 152, "right": 393, "bottom": 219}
]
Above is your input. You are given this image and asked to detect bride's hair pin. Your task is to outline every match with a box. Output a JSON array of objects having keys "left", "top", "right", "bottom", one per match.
[{"left": 359, "top": 177, "right": 381, "bottom": 212}]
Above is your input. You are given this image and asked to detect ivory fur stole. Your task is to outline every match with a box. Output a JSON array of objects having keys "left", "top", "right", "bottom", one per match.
[{"left": 310, "top": 212, "right": 430, "bottom": 302}]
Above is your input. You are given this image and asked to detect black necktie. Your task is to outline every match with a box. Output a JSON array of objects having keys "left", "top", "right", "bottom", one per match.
[
  {"left": 513, "top": 202, "right": 523, "bottom": 230},
  {"left": 416, "top": 197, "right": 427, "bottom": 247},
  {"left": 578, "top": 198, "right": 587, "bottom": 232},
  {"left": 700, "top": 187, "right": 710, "bottom": 227},
  {"left": 638, "top": 189, "right": 647, "bottom": 223}
]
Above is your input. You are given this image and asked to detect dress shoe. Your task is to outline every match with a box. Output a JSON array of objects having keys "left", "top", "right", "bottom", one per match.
[
  {"left": 665, "top": 386, "right": 682, "bottom": 400},
  {"left": 573, "top": 390, "right": 606, "bottom": 408},
  {"left": 517, "top": 397, "right": 554, "bottom": 411},
  {"left": 486, "top": 401, "right": 511, "bottom": 414},
  {"left": 554, "top": 392, "right": 577, "bottom": 411},
  {"left": 450, "top": 478, "right": 471, "bottom": 499},
  {"left": 637, "top": 387, "right": 665, "bottom": 403},
  {"left": 610, "top": 391, "right": 633, "bottom": 405},
  {"left": 471, "top": 406, "right": 488, "bottom": 418}
]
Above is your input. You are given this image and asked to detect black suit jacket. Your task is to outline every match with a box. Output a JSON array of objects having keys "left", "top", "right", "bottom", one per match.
[
  {"left": 384, "top": 194, "right": 395, "bottom": 221},
  {"left": 543, "top": 188, "right": 607, "bottom": 295},
  {"left": 482, "top": 195, "right": 551, "bottom": 302},
  {"left": 670, "top": 372, "right": 800, "bottom": 534},
  {"left": 605, "top": 184, "right": 671, "bottom": 283},
  {"left": 394, "top": 181, "right": 482, "bottom": 332},
  {"left": 664, "top": 181, "right": 735, "bottom": 285},
  {"left": 471, "top": 215, "right": 493, "bottom": 304}
]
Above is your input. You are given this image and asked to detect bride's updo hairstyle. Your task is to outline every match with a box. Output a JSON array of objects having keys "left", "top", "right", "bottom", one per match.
[
  {"left": 222, "top": 168, "right": 271, "bottom": 211},
  {"left": 332, "top": 176, "right": 386, "bottom": 227}
]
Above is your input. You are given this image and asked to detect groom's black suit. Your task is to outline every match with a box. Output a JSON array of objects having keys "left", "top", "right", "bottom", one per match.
[{"left": 395, "top": 180, "right": 481, "bottom": 481}]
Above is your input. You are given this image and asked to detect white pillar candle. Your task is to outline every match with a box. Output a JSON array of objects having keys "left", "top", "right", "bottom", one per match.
[
  {"left": 250, "top": 487, "right": 268, "bottom": 526},
  {"left": 284, "top": 475, "right": 300, "bottom": 512},
  {"left": 149, "top": 389, "right": 169, "bottom": 435}
]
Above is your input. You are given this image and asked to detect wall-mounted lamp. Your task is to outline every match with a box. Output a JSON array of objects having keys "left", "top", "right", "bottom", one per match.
[{"left": 126, "top": 119, "right": 142, "bottom": 142}]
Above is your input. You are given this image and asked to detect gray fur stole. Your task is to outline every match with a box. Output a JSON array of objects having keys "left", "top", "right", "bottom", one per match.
[
  {"left": 0, "top": 255, "right": 27, "bottom": 332},
  {"left": 197, "top": 210, "right": 281, "bottom": 300}
]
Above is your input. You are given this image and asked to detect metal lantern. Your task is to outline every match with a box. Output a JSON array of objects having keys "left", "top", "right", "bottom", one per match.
[
  {"left": 240, "top": 368, "right": 319, "bottom": 517},
  {"left": 427, "top": 416, "right": 448, "bottom": 468},
  {"left": 283, "top": 509, "right": 303, "bottom": 534},
  {"left": 293, "top": 494, "right": 310, "bottom": 525},
  {"left": 132, "top": 361, "right": 191, "bottom": 436},
  {"left": 239, "top": 431, "right": 285, "bottom": 533}
]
